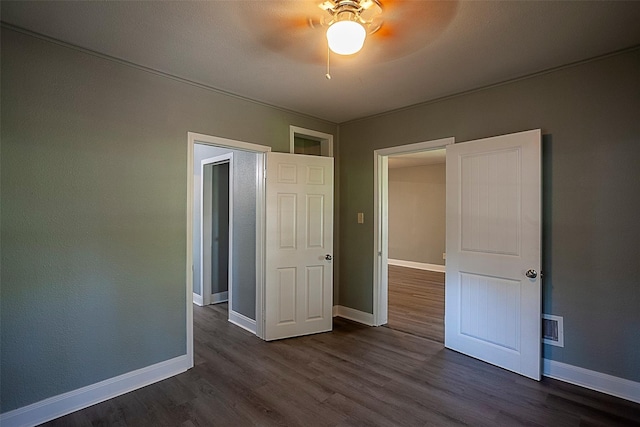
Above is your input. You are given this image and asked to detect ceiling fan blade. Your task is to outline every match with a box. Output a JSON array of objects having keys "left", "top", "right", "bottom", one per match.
[
  {"left": 238, "top": 1, "right": 330, "bottom": 64},
  {"left": 236, "top": 1, "right": 459, "bottom": 64},
  {"left": 363, "top": 0, "right": 459, "bottom": 61}
]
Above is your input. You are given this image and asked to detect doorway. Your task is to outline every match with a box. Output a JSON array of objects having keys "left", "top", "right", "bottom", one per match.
[
  {"left": 192, "top": 142, "right": 263, "bottom": 334},
  {"left": 373, "top": 137, "right": 455, "bottom": 329},
  {"left": 386, "top": 149, "right": 446, "bottom": 342},
  {"left": 374, "top": 130, "right": 542, "bottom": 380},
  {"left": 186, "top": 133, "right": 270, "bottom": 365},
  {"left": 186, "top": 130, "right": 336, "bottom": 363}
]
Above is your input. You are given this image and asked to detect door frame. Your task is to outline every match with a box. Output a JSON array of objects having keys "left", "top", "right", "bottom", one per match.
[
  {"left": 200, "top": 154, "right": 233, "bottom": 306},
  {"left": 186, "top": 132, "right": 271, "bottom": 366},
  {"left": 372, "top": 137, "right": 455, "bottom": 327}
]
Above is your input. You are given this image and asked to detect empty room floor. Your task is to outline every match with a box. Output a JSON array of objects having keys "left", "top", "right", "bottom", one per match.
[
  {"left": 39, "top": 303, "right": 640, "bottom": 426},
  {"left": 387, "top": 264, "right": 445, "bottom": 342}
]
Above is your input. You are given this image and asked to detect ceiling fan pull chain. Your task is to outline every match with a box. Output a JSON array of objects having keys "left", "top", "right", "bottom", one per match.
[{"left": 326, "top": 44, "right": 332, "bottom": 80}]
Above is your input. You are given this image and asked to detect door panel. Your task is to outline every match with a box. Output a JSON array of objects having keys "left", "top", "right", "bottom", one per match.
[
  {"left": 445, "top": 129, "right": 541, "bottom": 380},
  {"left": 307, "top": 195, "right": 324, "bottom": 247},
  {"left": 277, "top": 268, "right": 296, "bottom": 324},
  {"left": 265, "top": 153, "right": 334, "bottom": 340},
  {"left": 459, "top": 273, "right": 520, "bottom": 350},
  {"left": 306, "top": 266, "right": 324, "bottom": 320},
  {"left": 460, "top": 148, "right": 520, "bottom": 255},
  {"left": 277, "top": 194, "right": 297, "bottom": 249}
]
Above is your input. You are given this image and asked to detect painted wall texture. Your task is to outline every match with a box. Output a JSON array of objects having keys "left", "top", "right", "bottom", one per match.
[
  {"left": 388, "top": 163, "right": 446, "bottom": 265},
  {"left": 338, "top": 48, "right": 640, "bottom": 383},
  {"left": 0, "top": 28, "right": 336, "bottom": 412}
]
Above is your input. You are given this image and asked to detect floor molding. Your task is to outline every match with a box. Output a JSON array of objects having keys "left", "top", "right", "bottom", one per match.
[
  {"left": 388, "top": 259, "right": 445, "bottom": 273},
  {"left": 543, "top": 358, "right": 640, "bottom": 404},
  {"left": 192, "top": 292, "right": 203, "bottom": 306},
  {"left": 0, "top": 355, "right": 190, "bottom": 427},
  {"left": 228, "top": 310, "right": 256, "bottom": 334},
  {"left": 333, "top": 305, "right": 375, "bottom": 326},
  {"left": 210, "top": 291, "right": 229, "bottom": 304}
]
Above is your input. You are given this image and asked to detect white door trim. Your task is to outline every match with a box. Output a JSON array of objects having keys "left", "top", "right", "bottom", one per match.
[
  {"left": 187, "top": 132, "right": 271, "bottom": 365},
  {"left": 200, "top": 154, "right": 232, "bottom": 307},
  {"left": 373, "top": 137, "right": 455, "bottom": 326}
]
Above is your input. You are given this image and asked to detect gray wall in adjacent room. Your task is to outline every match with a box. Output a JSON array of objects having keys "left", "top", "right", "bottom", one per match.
[
  {"left": 193, "top": 143, "right": 258, "bottom": 319},
  {"left": 338, "top": 48, "right": 640, "bottom": 383},
  {"left": 0, "top": 27, "right": 336, "bottom": 412},
  {"left": 388, "top": 163, "right": 446, "bottom": 265}
]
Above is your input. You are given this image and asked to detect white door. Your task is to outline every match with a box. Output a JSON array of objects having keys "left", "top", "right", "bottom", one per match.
[
  {"left": 445, "top": 129, "right": 542, "bottom": 380},
  {"left": 264, "top": 152, "right": 334, "bottom": 341}
]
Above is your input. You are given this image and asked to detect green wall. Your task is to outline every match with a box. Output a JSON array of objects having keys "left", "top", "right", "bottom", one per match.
[
  {"left": 388, "top": 163, "right": 446, "bottom": 266},
  {"left": 0, "top": 28, "right": 336, "bottom": 412},
  {"left": 338, "top": 48, "right": 640, "bottom": 383}
]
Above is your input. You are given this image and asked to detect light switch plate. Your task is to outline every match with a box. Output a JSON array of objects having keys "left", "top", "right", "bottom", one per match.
[{"left": 357, "top": 212, "right": 364, "bottom": 224}]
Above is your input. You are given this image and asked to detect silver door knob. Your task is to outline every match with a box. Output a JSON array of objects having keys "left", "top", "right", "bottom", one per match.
[
  {"left": 325, "top": 254, "right": 332, "bottom": 261},
  {"left": 525, "top": 269, "right": 537, "bottom": 279}
]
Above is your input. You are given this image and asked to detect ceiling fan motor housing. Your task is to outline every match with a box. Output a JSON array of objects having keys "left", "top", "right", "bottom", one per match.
[{"left": 321, "top": 0, "right": 383, "bottom": 30}]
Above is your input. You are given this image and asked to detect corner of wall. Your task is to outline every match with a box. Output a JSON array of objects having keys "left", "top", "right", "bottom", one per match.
[{"left": 332, "top": 305, "right": 375, "bottom": 326}]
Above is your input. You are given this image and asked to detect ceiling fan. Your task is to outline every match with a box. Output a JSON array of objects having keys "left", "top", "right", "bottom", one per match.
[
  {"left": 241, "top": 1, "right": 458, "bottom": 64},
  {"left": 317, "top": 0, "right": 384, "bottom": 55}
]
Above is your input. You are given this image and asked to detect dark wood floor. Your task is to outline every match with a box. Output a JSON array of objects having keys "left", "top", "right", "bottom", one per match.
[
  {"left": 42, "top": 303, "right": 640, "bottom": 427},
  {"left": 387, "top": 265, "right": 445, "bottom": 343}
]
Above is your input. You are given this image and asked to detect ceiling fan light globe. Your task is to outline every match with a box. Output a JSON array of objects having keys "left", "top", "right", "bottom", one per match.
[{"left": 326, "top": 20, "right": 366, "bottom": 55}]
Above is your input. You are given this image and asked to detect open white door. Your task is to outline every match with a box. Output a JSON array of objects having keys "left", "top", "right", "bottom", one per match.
[
  {"left": 445, "top": 129, "right": 541, "bottom": 380},
  {"left": 264, "top": 152, "right": 334, "bottom": 341}
]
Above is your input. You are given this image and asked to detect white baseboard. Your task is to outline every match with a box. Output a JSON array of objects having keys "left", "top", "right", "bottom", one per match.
[
  {"left": 228, "top": 310, "right": 256, "bottom": 334},
  {"left": 192, "top": 292, "right": 203, "bottom": 306},
  {"left": 332, "top": 305, "right": 375, "bottom": 326},
  {"left": 0, "top": 355, "right": 190, "bottom": 427},
  {"left": 388, "top": 258, "right": 445, "bottom": 273},
  {"left": 211, "top": 291, "right": 229, "bottom": 304},
  {"left": 543, "top": 358, "right": 640, "bottom": 404}
]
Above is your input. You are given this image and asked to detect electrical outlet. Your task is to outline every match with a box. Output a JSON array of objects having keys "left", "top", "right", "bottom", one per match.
[
  {"left": 442, "top": 253, "right": 446, "bottom": 260},
  {"left": 357, "top": 212, "right": 364, "bottom": 224}
]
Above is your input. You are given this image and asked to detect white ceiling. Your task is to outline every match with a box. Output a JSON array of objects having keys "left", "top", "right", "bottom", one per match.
[{"left": 2, "top": 1, "right": 639, "bottom": 124}]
